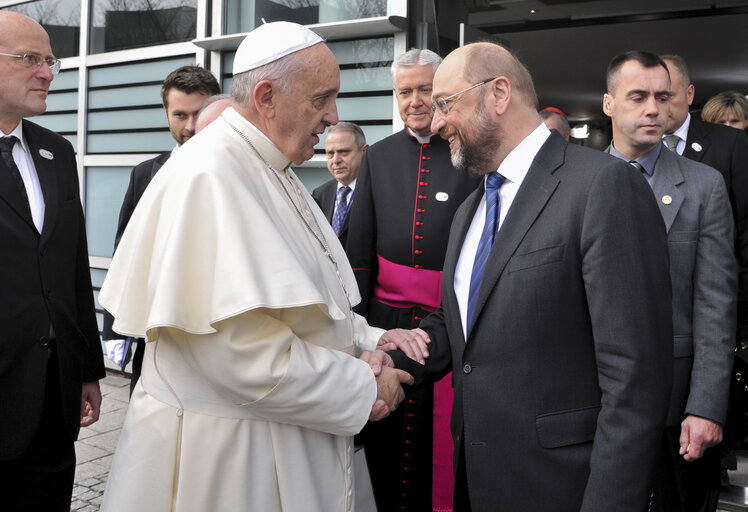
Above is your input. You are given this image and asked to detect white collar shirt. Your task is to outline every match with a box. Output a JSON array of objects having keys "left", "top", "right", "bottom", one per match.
[
  {"left": 667, "top": 113, "right": 691, "bottom": 155},
  {"left": 454, "top": 123, "right": 552, "bottom": 340}
]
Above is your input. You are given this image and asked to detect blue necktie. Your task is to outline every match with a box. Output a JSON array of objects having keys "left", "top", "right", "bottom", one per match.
[
  {"left": 332, "top": 185, "right": 351, "bottom": 235},
  {"left": 467, "top": 172, "right": 506, "bottom": 330}
]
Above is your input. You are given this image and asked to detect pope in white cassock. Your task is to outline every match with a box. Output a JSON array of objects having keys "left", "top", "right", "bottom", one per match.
[{"left": 98, "top": 22, "right": 426, "bottom": 512}]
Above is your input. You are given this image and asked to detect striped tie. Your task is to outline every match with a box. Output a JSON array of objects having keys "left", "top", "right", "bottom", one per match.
[{"left": 467, "top": 172, "right": 506, "bottom": 331}]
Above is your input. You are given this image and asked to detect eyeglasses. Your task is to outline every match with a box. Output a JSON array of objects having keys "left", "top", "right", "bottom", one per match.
[
  {"left": 430, "top": 77, "right": 496, "bottom": 116},
  {"left": 0, "top": 52, "right": 61, "bottom": 75}
]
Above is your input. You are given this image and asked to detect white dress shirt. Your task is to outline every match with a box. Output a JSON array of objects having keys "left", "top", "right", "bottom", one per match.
[
  {"left": 2, "top": 123, "right": 45, "bottom": 233},
  {"left": 454, "top": 123, "right": 551, "bottom": 340}
]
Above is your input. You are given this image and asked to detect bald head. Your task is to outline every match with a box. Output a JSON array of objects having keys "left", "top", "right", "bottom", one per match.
[
  {"left": 0, "top": 11, "right": 55, "bottom": 132},
  {"left": 459, "top": 42, "right": 538, "bottom": 110},
  {"left": 195, "top": 95, "right": 232, "bottom": 133}
]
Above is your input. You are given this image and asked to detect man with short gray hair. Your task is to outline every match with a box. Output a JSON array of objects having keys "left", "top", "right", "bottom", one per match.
[
  {"left": 346, "top": 47, "right": 480, "bottom": 512},
  {"left": 313, "top": 121, "right": 368, "bottom": 246}
]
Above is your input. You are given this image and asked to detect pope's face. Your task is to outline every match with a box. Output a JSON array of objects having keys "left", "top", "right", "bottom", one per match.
[
  {"left": 275, "top": 44, "right": 340, "bottom": 165},
  {"left": 0, "top": 15, "right": 54, "bottom": 132},
  {"left": 164, "top": 89, "right": 211, "bottom": 145},
  {"left": 394, "top": 64, "right": 435, "bottom": 137}
]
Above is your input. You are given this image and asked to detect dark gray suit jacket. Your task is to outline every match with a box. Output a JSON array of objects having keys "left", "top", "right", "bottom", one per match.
[
  {"left": 649, "top": 146, "right": 737, "bottom": 426},
  {"left": 683, "top": 117, "right": 748, "bottom": 338},
  {"left": 312, "top": 178, "right": 351, "bottom": 246},
  {"left": 393, "top": 133, "right": 673, "bottom": 512}
]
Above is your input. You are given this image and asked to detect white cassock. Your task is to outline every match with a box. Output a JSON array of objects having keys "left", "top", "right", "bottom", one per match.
[{"left": 99, "top": 107, "right": 383, "bottom": 512}]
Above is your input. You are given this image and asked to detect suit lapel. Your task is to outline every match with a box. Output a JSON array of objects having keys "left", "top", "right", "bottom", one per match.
[
  {"left": 24, "top": 121, "right": 59, "bottom": 243},
  {"left": 683, "top": 118, "right": 710, "bottom": 163},
  {"left": 466, "top": 135, "right": 562, "bottom": 340},
  {"left": 650, "top": 149, "right": 684, "bottom": 233}
]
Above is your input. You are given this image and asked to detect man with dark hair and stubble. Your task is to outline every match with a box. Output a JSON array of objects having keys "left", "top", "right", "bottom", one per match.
[
  {"left": 603, "top": 50, "right": 737, "bottom": 512},
  {"left": 102, "top": 64, "right": 220, "bottom": 393}
]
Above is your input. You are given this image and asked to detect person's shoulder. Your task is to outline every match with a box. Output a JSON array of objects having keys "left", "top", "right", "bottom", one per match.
[
  {"left": 312, "top": 178, "right": 337, "bottom": 196},
  {"left": 22, "top": 119, "right": 74, "bottom": 152},
  {"left": 692, "top": 117, "right": 745, "bottom": 142},
  {"left": 671, "top": 150, "right": 725, "bottom": 184},
  {"left": 366, "top": 129, "right": 411, "bottom": 153}
]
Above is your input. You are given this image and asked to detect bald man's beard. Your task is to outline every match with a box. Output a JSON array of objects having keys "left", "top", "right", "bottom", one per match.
[{"left": 451, "top": 101, "right": 500, "bottom": 176}]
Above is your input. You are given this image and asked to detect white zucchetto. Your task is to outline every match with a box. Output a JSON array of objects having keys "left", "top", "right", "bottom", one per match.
[{"left": 233, "top": 21, "right": 324, "bottom": 76}]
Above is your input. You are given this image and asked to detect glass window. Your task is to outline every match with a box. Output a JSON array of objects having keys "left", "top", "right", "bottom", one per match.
[
  {"left": 87, "top": 56, "right": 196, "bottom": 153},
  {"left": 224, "top": 0, "right": 387, "bottom": 35},
  {"left": 85, "top": 166, "right": 132, "bottom": 258},
  {"left": 3, "top": 0, "right": 81, "bottom": 58},
  {"left": 29, "top": 69, "right": 79, "bottom": 150},
  {"left": 89, "top": 0, "right": 197, "bottom": 54}
]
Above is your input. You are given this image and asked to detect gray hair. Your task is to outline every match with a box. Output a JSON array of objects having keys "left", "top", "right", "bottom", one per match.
[
  {"left": 231, "top": 50, "right": 306, "bottom": 106},
  {"left": 391, "top": 48, "right": 441, "bottom": 82},
  {"left": 327, "top": 121, "right": 367, "bottom": 148},
  {"left": 659, "top": 54, "right": 690, "bottom": 84}
]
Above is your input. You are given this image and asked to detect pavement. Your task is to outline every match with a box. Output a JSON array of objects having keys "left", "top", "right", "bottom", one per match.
[
  {"left": 67, "top": 362, "right": 748, "bottom": 512},
  {"left": 70, "top": 365, "right": 131, "bottom": 512}
]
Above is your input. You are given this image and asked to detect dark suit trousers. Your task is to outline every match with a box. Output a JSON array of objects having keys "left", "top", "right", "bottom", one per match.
[
  {"left": 0, "top": 346, "right": 76, "bottom": 512},
  {"left": 650, "top": 425, "right": 721, "bottom": 512},
  {"left": 454, "top": 442, "right": 472, "bottom": 512}
]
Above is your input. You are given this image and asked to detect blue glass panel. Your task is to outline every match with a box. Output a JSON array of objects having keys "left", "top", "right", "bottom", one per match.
[
  {"left": 87, "top": 131, "right": 174, "bottom": 154},
  {"left": 85, "top": 167, "right": 133, "bottom": 257},
  {"left": 88, "top": 57, "right": 196, "bottom": 88},
  {"left": 88, "top": 108, "right": 166, "bottom": 131}
]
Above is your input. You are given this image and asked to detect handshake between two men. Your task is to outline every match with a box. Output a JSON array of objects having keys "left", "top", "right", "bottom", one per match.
[{"left": 361, "top": 328, "right": 431, "bottom": 421}]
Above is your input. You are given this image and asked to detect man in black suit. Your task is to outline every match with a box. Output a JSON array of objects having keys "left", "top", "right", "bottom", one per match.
[
  {"left": 0, "top": 11, "right": 105, "bottom": 511},
  {"left": 312, "top": 121, "right": 368, "bottom": 246},
  {"left": 387, "top": 41, "right": 674, "bottom": 511},
  {"left": 102, "top": 65, "right": 220, "bottom": 392},
  {"left": 604, "top": 51, "right": 737, "bottom": 512}
]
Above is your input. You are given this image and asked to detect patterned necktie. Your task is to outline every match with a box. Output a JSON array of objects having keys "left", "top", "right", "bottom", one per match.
[
  {"left": 0, "top": 136, "right": 31, "bottom": 212},
  {"left": 332, "top": 185, "right": 351, "bottom": 235},
  {"left": 467, "top": 172, "right": 506, "bottom": 330},
  {"left": 663, "top": 134, "right": 680, "bottom": 153}
]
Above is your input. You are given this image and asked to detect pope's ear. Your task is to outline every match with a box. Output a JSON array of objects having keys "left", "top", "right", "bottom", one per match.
[{"left": 253, "top": 80, "right": 277, "bottom": 118}]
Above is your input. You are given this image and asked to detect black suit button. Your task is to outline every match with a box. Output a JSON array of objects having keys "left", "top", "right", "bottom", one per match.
[
  {"left": 39, "top": 336, "right": 50, "bottom": 347},
  {"left": 463, "top": 363, "right": 472, "bottom": 374}
]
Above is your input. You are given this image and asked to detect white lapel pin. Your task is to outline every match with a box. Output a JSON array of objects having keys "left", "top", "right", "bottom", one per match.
[
  {"left": 39, "top": 149, "right": 54, "bottom": 160},
  {"left": 691, "top": 142, "right": 702, "bottom": 152},
  {"left": 662, "top": 195, "right": 673, "bottom": 205},
  {"left": 435, "top": 192, "right": 449, "bottom": 202}
]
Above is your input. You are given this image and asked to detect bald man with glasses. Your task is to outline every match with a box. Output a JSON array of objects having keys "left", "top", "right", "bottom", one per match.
[{"left": 0, "top": 11, "right": 104, "bottom": 512}]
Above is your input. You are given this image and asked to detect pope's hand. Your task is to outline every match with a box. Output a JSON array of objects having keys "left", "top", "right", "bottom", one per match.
[
  {"left": 377, "top": 328, "right": 430, "bottom": 364},
  {"left": 360, "top": 349, "right": 394, "bottom": 377},
  {"left": 369, "top": 366, "right": 413, "bottom": 421}
]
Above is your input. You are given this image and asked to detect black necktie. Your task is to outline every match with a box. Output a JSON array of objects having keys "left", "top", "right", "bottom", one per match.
[
  {"left": 629, "top": 160, "right": 645, "bottom": 173},
  {"left": 0, "top": 136, "right": 31, "bottom": 212}
]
